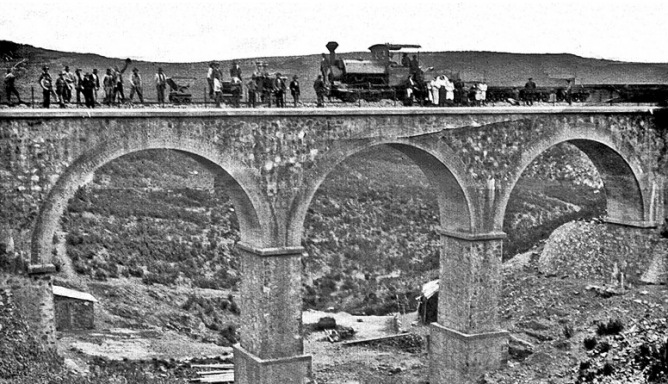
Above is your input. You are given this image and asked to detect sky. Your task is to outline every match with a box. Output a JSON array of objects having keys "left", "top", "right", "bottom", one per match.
[{"left": 2, "top": 0, "right": 668, "bottom": 63}]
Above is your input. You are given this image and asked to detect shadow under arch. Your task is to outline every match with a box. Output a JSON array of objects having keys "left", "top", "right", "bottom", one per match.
[
  {"left": 31, "top": 139, "right": 271, "bottom": 266},
  {"left": 494, "top": 134, "right": 648, "bottom": 231},
  {"left": 286, "top": 139, "right": 475, "bottom": 246}
]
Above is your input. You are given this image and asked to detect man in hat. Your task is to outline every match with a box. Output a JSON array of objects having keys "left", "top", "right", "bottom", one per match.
[
  {"left": 4, "top": 68, "right": 22, "bottom": 105},
  {"left": 38, "top": 66, "right": 53, "bottom": 108},
  {"left": 273, "top": 72, "right": 286, "bottom": 108},
  {"left": 55, "top": 72, "right": 67, "bottom": 108},
  {"left": 129, "top": 68, "right": 144, "bottom": 104},
  {"left": 155, "top": 67, "right": 167, "bottom": 106},
  {"left": 289, "top": 75, "right": 300, "bottom": 107}
]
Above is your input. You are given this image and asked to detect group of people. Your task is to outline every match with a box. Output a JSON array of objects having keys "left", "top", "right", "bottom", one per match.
[
  {"left": 35, "top": 59, "right": 163, "bottom": 108},
  {"left": 406, "top": 74, "right": 489, "bottom": 107}
]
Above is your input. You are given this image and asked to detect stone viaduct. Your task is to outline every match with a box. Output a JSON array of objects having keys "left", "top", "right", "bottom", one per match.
[{"left": 1, "top": 107, "right": 667, "bottom": 383}]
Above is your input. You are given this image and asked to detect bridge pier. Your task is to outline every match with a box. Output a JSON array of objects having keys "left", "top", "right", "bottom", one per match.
[
  {"left": 234, "top": 243, "right": 312, "bottom": 384},
  {"left": 429, "top": 229, "right": 508, "bottom": 384}
]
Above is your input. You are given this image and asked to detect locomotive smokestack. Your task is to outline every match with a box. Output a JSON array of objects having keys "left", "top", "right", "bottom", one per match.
[{"left": 326, "top": 41, "right": 339, "bottom": 65}]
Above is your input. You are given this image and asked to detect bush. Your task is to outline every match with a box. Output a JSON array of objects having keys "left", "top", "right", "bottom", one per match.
[
  {"left": 596, "top": 318, "right": 624, "bottom": 336},
  {"left": 583, "top": 336, "right": 597, "bottom": 350}
]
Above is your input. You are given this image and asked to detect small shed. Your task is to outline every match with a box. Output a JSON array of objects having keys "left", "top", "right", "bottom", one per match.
[
  {"left": 53, "top": 285, "right": 98, "bottom": 331},
  {"left": 417, "top": 279, "right": 439, "bottom": 324}
]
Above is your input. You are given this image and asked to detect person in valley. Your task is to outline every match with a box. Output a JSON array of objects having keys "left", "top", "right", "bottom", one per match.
[
  {"left": 129, "top": 68, "right": 144, "bottom": 103},
  {"left": 4, "top": 68, "right": 22, "bottom": 105},
  {"left": 38, "top": 66, "right": 53, "bottom": 108},
  {"left": 524, "top": 77, "right": 536, "bottom": 106},
  {"left": 103, "top": 68, "right": 115, "bottom": 106},
  {"left": 273, "top": 73, "right": 286, "bottom": 108},
  {"left": 314, "top": 74, "right": 327, "bottom": 107},
  {"left": 289, "top": 75, "right": 300, "bottom": 107},
  {"left": 155, "top": 67, "right": 167, "bottom": 106}
]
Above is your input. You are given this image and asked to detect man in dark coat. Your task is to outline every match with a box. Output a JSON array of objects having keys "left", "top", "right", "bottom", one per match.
[
  {"left": 314, "top": 75, "right": 327, "bottom": 107},
  {"left": 524, "top": 77, "right": 537, "bottom": 106}
]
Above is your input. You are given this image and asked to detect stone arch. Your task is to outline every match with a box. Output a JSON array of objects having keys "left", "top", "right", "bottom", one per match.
[
  {"left": 31, "top": 136, "right": 272, "bottom": 266},
  {"left": 286, "top": 138, "right": 475, "bottom": 246},
  {"left": 495, "top": 129, "right": 651, "bottom": 231}
]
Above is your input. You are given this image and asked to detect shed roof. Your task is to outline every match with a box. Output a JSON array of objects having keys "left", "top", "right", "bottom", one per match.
[
  {"left": 421, "top": 279, "right": 439, "bottom": 300},
  {"left": 53, "top": 285, "right": 98, "bottom": 303}
]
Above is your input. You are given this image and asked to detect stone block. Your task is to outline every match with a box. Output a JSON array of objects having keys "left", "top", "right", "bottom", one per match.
[
  {"left": 429, "top": 323, "right": 508, "bottom": 384},
  {"left": 233, "top": 344, "right": 312, "bottom": 384}
]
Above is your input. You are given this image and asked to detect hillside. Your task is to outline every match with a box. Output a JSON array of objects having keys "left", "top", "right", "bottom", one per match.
[{"left": 2, "top": 40, "right": 668, "bottom": 103}]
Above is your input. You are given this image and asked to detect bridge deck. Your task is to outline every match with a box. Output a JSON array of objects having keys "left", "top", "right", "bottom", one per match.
[{"left": 0, "top": 106, "right": 660, "bottom": 119}]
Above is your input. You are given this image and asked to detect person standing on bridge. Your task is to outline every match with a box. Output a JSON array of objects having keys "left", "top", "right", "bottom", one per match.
[
  {"left": 129, "top": 68, "right": 144, "bottom": 104},
  {"left": 289, "top": 75, "right": 300, "bottom": 107},
  {"left": 524, "top": 77, "right": 536, "bottom": 106},
  {"left": 4, "top": 68, "right": 22, "bottom": 105},
  {"left": 247, "top": 77, "right": 257, "bottom": 108},
  {"left": 38, "top": 66, "right": 53, "bottom": 108},
  {"left": 155, "top": 67, "right": 167, "bottom": 106},
  {"left": 273, "top": 73, "right": 286, "bottom": 108},
  {"left": 320, "top": 53, "right": 330, "bottom": 83},
  {"left": 314, "top": 74, "right": 327, "bottom": 107},
  {"left": 565, "top": 79, "right": 573, "bottom": 106},
  {"left": 103, "top": 68, "right": 115, "bottom": 106}
]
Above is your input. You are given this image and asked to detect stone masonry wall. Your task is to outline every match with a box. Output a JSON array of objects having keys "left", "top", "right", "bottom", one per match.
[{"left": 53, "top": 296, "right": 94, "bottom": 331}]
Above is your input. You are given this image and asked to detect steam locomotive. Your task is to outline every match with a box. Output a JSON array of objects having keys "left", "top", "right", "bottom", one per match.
[{"left": 325, "top": 41, "right": 419, "bottom": 103}]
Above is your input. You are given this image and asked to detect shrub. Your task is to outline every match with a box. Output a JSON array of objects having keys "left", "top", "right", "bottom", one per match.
[
  {"left": 599, "top": 362, "right": 615, "bottom": 376},
  {"left": 583, "top": 336, "right": 597, "bottom": 350},
  {"left": 596, "top": 318, "right": 624, "bottom": 336}
]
